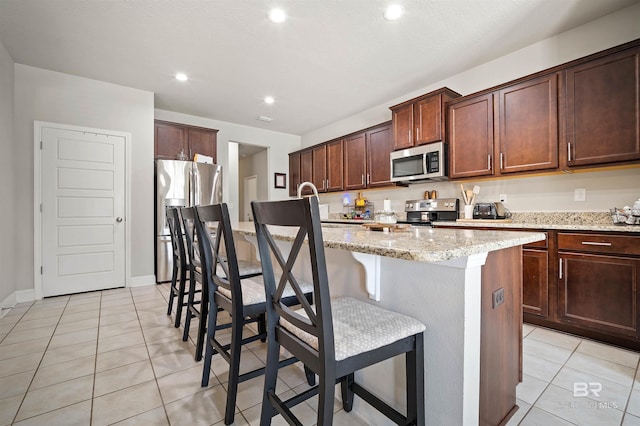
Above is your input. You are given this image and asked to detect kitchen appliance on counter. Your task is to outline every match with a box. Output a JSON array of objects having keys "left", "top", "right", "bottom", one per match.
[
  {"left": 155, "top": 159, "right": 222, "bottom": 283},
  {"left": 390, "top": 141, "right": 447, "bottom": 183},
  {"left": 473, "top": 202, "right": 508, "bottom": 220},
  {"left": 399, "top": 198, "right": 459, "bottom": 226}
]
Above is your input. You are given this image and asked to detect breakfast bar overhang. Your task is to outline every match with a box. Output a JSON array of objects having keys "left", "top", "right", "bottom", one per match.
[{"left": 234, "top": 223, "right": 545, "bottom": 425}]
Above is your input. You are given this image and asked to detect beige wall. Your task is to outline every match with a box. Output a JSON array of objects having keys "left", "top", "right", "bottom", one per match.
[
  {"left": 0, "top": 39, "right": 15, "bottom": 306},
  {"left": 14, "top": 65, "right": 156, "bottom": 294},
  {"left": 302, "top": 3, "right": 640, "bottom": 214}
]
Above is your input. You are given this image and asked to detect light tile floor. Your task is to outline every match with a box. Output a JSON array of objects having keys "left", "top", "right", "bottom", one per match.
[{"left": 0, "top": 284, "right": 639, "bottom": 425}]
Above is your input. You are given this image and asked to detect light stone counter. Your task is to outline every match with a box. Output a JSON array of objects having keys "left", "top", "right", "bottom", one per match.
[
  {"left": 233, "top": 221, "right": 543, "bottom": 425},
  {"left": 439, "top": 212, "right": 640, "bottom": 233},
  {"left": 233, "top": 221, "right": 545, "bottom": 263}
]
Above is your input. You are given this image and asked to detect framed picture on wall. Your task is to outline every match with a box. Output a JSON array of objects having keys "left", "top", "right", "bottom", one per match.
[{"left": 274, "top": 173, "right": 286, "bottom": 189}]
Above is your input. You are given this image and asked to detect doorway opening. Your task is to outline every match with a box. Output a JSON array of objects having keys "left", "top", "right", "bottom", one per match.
[{"left": 238, "top": 143, "right": 267, "bottom": 221}]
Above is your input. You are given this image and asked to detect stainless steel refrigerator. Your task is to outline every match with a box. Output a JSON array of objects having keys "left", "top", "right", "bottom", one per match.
[{"left": 155, "top": 159, "right": 222, "bottom": 283}]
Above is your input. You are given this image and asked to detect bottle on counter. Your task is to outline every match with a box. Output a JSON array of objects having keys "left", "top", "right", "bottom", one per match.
[{"left": 355, "top": 192, "right": 367, "bottom": 207}]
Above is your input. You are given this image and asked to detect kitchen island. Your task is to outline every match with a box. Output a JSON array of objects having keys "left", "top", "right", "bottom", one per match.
[{"left": 233, "top": 222, "right": 545, "bottom": 425}]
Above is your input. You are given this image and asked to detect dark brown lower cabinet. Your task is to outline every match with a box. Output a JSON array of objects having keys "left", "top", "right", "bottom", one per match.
[
  {"left": 523, "top": 249, "right": 549, "bottom": 318},
  {"left": 558, "top": 252, "right": 640, "bottom": 337}
]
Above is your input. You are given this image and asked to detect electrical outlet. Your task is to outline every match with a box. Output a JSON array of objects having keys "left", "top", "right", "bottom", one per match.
[
  {"left": 574, "top": 188, "right": 586, "bottom": 202},
  {"left": 499, "top": 194, "right": 507, "bottom": 203},
  {"left": 492, "top": 288, "right": 505, "bottom": 309}
]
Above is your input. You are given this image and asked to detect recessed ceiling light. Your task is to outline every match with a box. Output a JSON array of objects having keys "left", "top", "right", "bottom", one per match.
[
  {"left": 175, "top": 72, "right": 188, "bottom": 81},
  {"left": 384, "top": 5, "right": 403, "bottom": 21},
  {"left": 268, "top": 8, "right": 286, "bottom": 23},
  {"left": 264, "top": 96, "right": 275, "bottom": 104}
]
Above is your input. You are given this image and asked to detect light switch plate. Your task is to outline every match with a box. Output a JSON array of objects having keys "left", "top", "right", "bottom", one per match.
[{"left": 574, "top": 188, "right": 586, "bottom": 202}]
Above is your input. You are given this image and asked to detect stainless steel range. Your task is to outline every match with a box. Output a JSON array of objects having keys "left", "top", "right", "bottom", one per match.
[{"left": 401, "top": 198, "right": 459, "bottom": 225}]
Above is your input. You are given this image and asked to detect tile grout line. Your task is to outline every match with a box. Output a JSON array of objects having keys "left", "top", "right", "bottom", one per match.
[
  {"left": 619, "top": 356, "right": 640, "bottom": 425},
  {"left": 9, "top": 296, "right": 70, "bottom": 425},
  {"left": 135, "top": 286, "right": 173, "bottom": 426},
  {"left": 517, "top": 328, "right": 583, "bottom": 425}
]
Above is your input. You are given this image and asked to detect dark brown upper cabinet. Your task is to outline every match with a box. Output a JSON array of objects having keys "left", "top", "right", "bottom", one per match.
[
  {"left": 448, "top": 93, "right": 495, "bottom": 179},
  {"left": 344, "top": 132, "right": 367, "bottom": 191},
  {"left": 311, "top": 144, "right": 327, "bottom": 192},
  {"left": 496, "top": 73, "right": 559, "bottom": 174},
  {"left": 154, "top": 120, "right": 217, "bottom": 162},
  {"left": 288, "top": 152, "right": 301, "bottom": 197},
  {"left": 366, "top": 123, "right": 394, "bottom": 187},
  {"left": 449, "top": 74, "right": 559, "bottom": 180},
  {"left": 343, "top": 122, "right": 394, "bottom": 190},
  {"left": 390, "top": 88, "right": 461, "bottom": 151},
  {"left": 326, "top": 140, "right": 344, "bottom": 192},
  {"left": 564, "top": 47, "right": 640, "bottom": 168}
]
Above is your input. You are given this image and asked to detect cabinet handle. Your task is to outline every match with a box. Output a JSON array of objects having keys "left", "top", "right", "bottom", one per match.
[
  {"left": 559, "top": 258, "right": 563, "bottom": 279},
  {"left": 488, "top": 155, "right": 492, "bottom": 170},
  {"left": 367, "top": 173, "right": 370, "bottom": 185},
  {"left": 416, "top": 128, "right": 420, "bottom": 141},
  {"left": 361, "top": 175, "right": 364, "bottom": 185},
  {"left": 567, "top": 142, "right": 572, "bottom": 162},
  {"left": 326, "top": 179, "right": 329, "bottom": 189},
  {"left": 581, "top": 241, "right": 612, "bottom": 247},
  {"left": 408, "top": 130, "right": 411, "bottom": 143},
  {"left": 322, "top": 180, "right": 325, "bottom": 190},
  {"left": 500, "top": 152, "right": 504, "bottom": 170}
]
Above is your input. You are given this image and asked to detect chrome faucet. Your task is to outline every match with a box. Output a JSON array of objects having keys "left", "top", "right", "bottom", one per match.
[{"left": 297, "top": 181, "right": 319, "bottom": 199}]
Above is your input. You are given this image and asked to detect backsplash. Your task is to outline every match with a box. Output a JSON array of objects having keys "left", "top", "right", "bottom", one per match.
[{"left": 317, "top": 167, "right": 640, "bottom": 216}]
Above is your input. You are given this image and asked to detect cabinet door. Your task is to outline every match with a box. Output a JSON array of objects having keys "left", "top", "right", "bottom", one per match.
[
  {"left": 367, "top": 124, "right": 393, "bottom": 187},
  {"left": 344, "top": 133, "right": 367, "bottom": 190},
  {"left": 326, "top": 140, "right": 344, "bottom": 192},
  {"left": 414, "top": 95, "right": 443, "bottom": 146},
  {"left": 448, "top": 93, "right": 495, "bottom": 179},
  {"left": 188, "top": 128, "right": 217, "bottom": 162},
  {"left": 559, "top": 252, "right": 640, "bottom": 337},
  {"left": 565, "top": 48, "right": 640, "bottom": 166},
  {"left": 312, "top": 145, "right": 327, "bottom": 192},
  {"left": 155, "top": 122, "right": 187, "bottom": 160},
  {"left": 392, "top": 104, "right": 414, "bottom": 150},
  {"left": 300, "top": 150, "right": 313, "bottom": 195},
  {"left": 288, "top": 152, "right": 301, "bottom": 197},
  {"left": 497, "top": 74, "right": 558, "bottom": 174},
  {"left": 522, "top": 249, "right": 549, "bottom": 318}
]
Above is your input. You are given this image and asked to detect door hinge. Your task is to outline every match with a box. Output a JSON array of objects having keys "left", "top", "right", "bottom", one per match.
[
  {"left": 40, "top": 140, "right": 43, "bottom": 149},
  {"left": 40, "top": 266, "right": 43, "bottom": 274},
  {"left": 40, "top": 203, "right": 42, "bottom": 212}
]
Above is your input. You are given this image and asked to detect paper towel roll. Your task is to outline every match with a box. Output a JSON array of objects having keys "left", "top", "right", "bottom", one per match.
[{"left": 383, "top": 199, "right": 391, "bottom": 212}]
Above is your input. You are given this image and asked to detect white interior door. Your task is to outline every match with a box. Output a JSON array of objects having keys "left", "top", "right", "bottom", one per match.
[
  {"left": 243, "top": 175, "right": 257, "bottom": 221},
  {"left": 41, "top": 127, "right": 126, "bottom": 297}
]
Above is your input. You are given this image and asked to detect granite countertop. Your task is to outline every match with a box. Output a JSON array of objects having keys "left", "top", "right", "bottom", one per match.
[
  {"left": 233, "top": 221, "right": 544, "bottom": 263},
  {"left": 325, "top": 212, "right": 640, "bottom": 233},
  {"left": 434, "top": 212, "right": 640, "bottom": 233}
]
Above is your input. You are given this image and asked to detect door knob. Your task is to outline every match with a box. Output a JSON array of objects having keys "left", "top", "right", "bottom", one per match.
[{"left": 116, "top": 217, "right": 123, "bottom": 222}]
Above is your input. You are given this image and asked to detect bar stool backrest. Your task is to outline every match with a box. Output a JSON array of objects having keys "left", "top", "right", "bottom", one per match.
[{"left": 251, "top": 196, "right": 336, "bottom": 364}]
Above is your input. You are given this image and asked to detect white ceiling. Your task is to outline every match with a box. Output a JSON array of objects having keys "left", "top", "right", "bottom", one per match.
[{"left": 0, "top": 0, "right": 637, "bottom": 136}]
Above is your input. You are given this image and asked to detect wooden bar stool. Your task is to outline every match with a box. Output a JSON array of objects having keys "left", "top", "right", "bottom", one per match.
[
  {"left": 195, "top": 203, "right": 314, "bottom": 425},
  {"left": 181, "top": 206, "right": 263, "bottom": 361},
  {"left": 165, "top": 207, "right": 189, "bottom": 328},
  {"left": 252, "top": 197, "right": 426, "bottom": 426}
]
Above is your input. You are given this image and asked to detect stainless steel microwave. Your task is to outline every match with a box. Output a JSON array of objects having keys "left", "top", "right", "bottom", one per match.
[{"left": 390, "top": 141, "right": 447, "bottom": 182}]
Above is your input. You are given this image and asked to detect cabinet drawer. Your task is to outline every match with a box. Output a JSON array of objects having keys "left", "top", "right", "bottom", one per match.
[
  {"left": 524, "top": 232, "right": 548, "bottom": 249},
  {"left": 558, "top": 233, "right": 640, "bottom": 256}
]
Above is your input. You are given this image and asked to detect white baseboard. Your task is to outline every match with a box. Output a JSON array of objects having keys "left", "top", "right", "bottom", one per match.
[
  {"left": 1, "top": 289, "right": 35, "bottom": 317},
  {"left": 16, "top": 290, "right": 35, "bottom": 303},
  {"left": 128, "top": 275, "right": 156, "bottom": 288}
]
